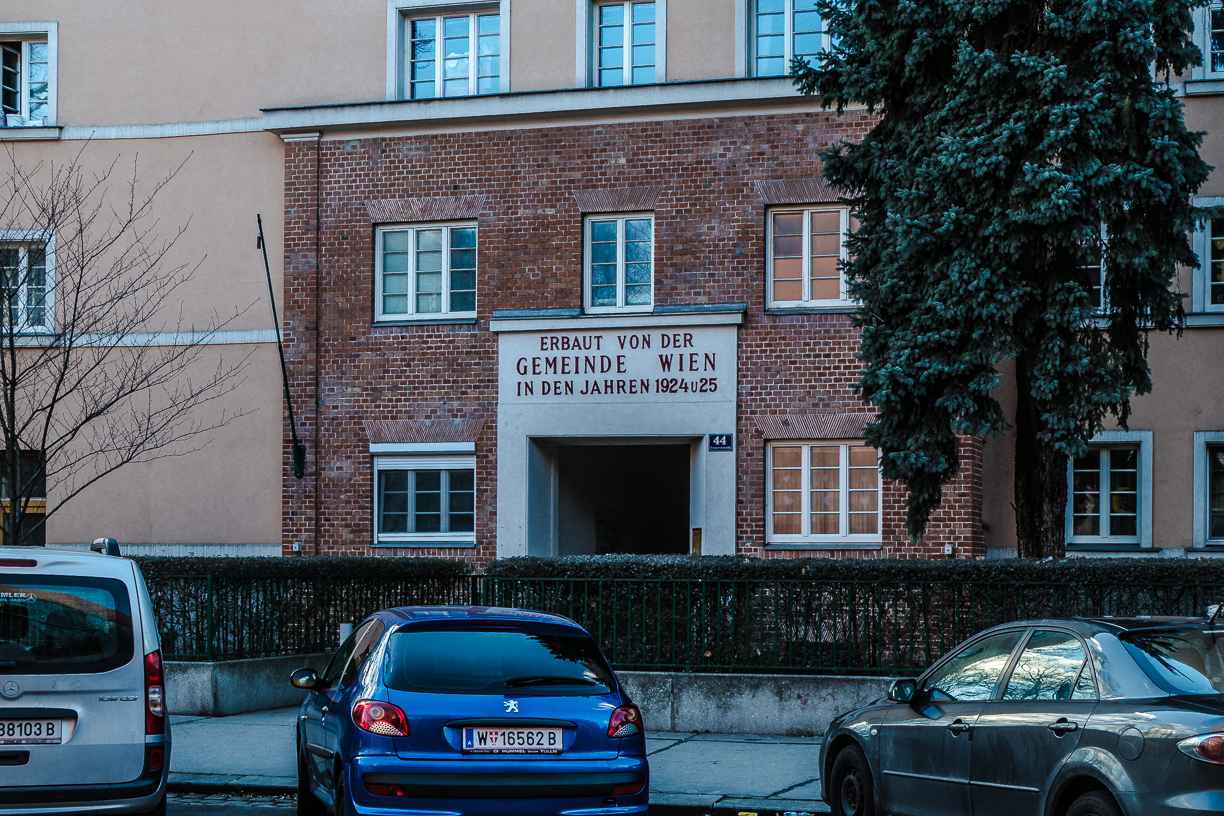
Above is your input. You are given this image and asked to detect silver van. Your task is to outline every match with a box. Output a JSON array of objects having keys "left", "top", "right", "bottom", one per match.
[{"left": 0, "top": 545, "right": 170, "bottom": 814}]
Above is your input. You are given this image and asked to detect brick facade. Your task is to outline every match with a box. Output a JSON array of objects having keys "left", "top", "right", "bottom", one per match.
[{"left": 281, "top": 110, "right": 986, "bottom": 565}]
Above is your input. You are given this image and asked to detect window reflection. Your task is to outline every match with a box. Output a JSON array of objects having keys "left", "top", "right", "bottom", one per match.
[
  {"left": 923, "top": 631, "right": 1023, "bottom": 702},
  {"left": 1003, "top": 631, "right": 1089, "bottom": 701}
]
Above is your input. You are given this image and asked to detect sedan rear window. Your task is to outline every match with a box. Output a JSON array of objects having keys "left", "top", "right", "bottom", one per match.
[
  {"left": 1120, "top": 628, "right": 1224, "bottom": 694},
  {"left": 0, "top": 576, "right": 134, "bottom": 674},
  {"left": 384, "top": 627, "right": 615, "bottom": 695}
]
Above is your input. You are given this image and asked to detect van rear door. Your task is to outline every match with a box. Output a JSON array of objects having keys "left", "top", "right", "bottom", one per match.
[{"left": 0, "top": 573, "right": 146, "bottom": 786}]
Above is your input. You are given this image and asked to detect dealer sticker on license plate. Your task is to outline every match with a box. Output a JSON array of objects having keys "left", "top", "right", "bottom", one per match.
[
  {"left": 0, "top": 719, "right": 61, "bottom": 745},
  {"left": 462, "top": 727, "right": 562, "bottom": 753}
]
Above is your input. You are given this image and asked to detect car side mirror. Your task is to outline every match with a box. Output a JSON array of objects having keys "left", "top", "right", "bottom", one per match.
[
  {"left": 888, "top": 678, "right": 917, "bottom": 703},
  {"left": 291, "top": 668, "right": 318, "bottom": 690}
]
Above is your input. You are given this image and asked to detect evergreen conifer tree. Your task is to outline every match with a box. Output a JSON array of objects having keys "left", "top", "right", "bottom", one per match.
[{"left": 793, "top": 0, "right": 1210, "bottom": 557}]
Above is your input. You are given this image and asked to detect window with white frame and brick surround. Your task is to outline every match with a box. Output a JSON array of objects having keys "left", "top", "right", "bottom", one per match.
[
  {"left": 0, "top": 235, "right": 52, "bottom": 332},
  {"left": 752, "top": 0, "right": 827, "bottom": 77},
  {"left": 584, "top": 214, "right": 652, "bottom": 312},
  {"left": 373, "top": 455, "right": 476, "bottom": 546},
  {"left": 375, "top": 223, "right": 476, "bottom": 322},
  {"left": 767, "top": 206, "right": 854, "bottom": 307},
  {"left": 767, "top": 442, "right": 881, "bottom": 545}
]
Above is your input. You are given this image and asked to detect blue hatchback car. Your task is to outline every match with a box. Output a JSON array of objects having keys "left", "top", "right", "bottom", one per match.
[{"left": 289, "top": 606, "right": 648, "bottom": 816}]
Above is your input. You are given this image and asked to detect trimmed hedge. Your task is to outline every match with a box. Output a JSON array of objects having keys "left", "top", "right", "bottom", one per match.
[
  {"left": 133, "top": 555, "right": 470, "bottom": 579},
  {"left": 484, "top": 554, "right": 1224, "bottom": 585}
]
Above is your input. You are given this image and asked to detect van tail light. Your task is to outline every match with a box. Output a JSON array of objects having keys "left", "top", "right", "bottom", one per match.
[
  {"left": 611, "top": 781, "right": 645, "bottom": 796},
  {"left": 145, "top": 650, "right": 165, "bottom": 735},
  {"left": 145, "top": 745, "right": 164, "bottom": 773},
  {"left": 352, "top": 700, "right": 408, "bottom": 737},
  {"left": 1179, "top": 734, "right": 1224, "bottom": 764},
  {"left": 608, "top": 704, "right": 643, "bottom": 738}
]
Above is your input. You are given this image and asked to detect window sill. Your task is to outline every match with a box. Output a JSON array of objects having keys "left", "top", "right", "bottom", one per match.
[
  {"left": 766, "top": 541, "right": 882, "bottom": 550},
  {"left": 0, "top": 126, "right": 61, "bottom": 141},
  {"left": 1186, "top": 313, "right": 1224, "bottom": 327},
  {"left": 372, "top": 539, "right": 477, "bottom": 549},
  {"left": 766, "top": 306, "right": 857, "bottom": 315},
  {"left": 374, "top": 316, "right": 479, "bottom": 327},
  {"left": 1183, "top": 78, "right": 1224, "bottom": 96}
]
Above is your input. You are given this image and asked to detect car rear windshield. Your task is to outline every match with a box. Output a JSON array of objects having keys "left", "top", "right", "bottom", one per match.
[
  {"left": 1120, "top": 628, "right": 1224, "bottom": 694},
  {"left": 0, "top": 575, "right": 135, "bottom": 674},
  {"left": 384, "top": 626, "right": 616, "bottom": 695}
]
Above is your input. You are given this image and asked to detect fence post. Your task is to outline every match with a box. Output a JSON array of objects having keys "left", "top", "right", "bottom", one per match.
[{"left": 205, "top": 574, "right": 214, "bottom": 662}]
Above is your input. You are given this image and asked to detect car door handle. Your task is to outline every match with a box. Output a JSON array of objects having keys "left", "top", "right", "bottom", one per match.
[
  {"left": 1048, "top": 720, "right": 1079, "bottom": 733},
  {"left": 947, "top": 720, "right": 972, "bottom": 734}
]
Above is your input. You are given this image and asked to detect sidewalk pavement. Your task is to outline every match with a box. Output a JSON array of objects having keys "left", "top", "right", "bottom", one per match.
[{"left": 168, "top": 708, "right": 830, "bottom": 815}]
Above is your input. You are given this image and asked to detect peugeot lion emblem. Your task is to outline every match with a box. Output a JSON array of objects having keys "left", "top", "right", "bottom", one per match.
[
  {"left": 503, "top": 700, "right": 519, "bottom": 713},
  {"left": 2, "top": 680, "right": 19, "bottom": 699}
]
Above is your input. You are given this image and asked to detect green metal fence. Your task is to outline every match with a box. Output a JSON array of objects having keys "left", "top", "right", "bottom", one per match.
[{"left": 148, "top": 574, "right": 1224, "bottom": 675}]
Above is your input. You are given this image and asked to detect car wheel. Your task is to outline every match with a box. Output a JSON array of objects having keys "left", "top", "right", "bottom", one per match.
[
  {"left": 333, "top": 763, "right": 349, "bottom": 816},
  {"left": 297, "top": 741, "right": 326, "bottom": 816},
  {"left": 1067, "top": 790, "right": 1123, "bottom": 816},
  {"left": 830, "top": 744, "right": 875, "bottom": 816}
]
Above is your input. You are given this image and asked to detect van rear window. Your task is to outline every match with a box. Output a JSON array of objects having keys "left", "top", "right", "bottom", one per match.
[{"left": 0, "top": 576, "right": 134, "bottom": 674}]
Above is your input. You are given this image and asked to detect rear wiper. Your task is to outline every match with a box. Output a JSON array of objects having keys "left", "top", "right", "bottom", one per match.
[{"left": 505, "top": 675, "right": 599, "bottom": 688}]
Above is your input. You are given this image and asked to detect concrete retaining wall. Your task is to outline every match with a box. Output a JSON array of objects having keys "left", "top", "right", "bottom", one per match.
[
  {"left": 618, "top": 671, "right": 895, "bottom": 736},
  {"left": 166, "top": 657, "right": 895, "bottom": 732},
  {"left": 166, "top": 653, "right": 331, "bottom": 717}
]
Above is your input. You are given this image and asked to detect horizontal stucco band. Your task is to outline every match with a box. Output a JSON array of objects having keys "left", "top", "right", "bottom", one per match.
[
  {"left": 366, "top": 195, "right": 489, "bottom": 223},
  {"left": 756, "top": 413, "right": 878, "bottom": 440}
]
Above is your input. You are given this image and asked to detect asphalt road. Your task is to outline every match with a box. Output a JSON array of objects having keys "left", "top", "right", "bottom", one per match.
[{"left": 168, "top": 793, "right": 296, "bottom": 814}]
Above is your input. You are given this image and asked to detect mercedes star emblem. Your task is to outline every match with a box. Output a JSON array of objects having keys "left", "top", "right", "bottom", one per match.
[{"left": 1, "top": 680, "right": 19, "bottom": 699}]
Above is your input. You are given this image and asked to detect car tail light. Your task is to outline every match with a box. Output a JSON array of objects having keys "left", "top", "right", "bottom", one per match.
[
  {"left": 146, "top": 745, "right": 164, "bottom": 773},
  {"left": 352, "top": 700, "right": 409, "bottom": 737},
  {"left": 608, "top": 703, "right": 643, "bottom": 738},
  {"left": 364, "top": 780, "right": 406, "bottom": 797},
  {"left": 145, "top": 650, "right": 165, "bottom": 735},
  {"left": 0, "top": 559, "right": 36, "bottom": 567},
  {"left": 611, "top": 781, "right": 645, "bottom": 796},
  {"left": 1179, "top": 734, "right": 1224, "bottom": 764}
]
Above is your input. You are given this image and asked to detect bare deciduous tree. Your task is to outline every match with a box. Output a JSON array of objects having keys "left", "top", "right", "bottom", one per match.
[{"left": 0, "top": 145, "right": 250, "bottom": 546}]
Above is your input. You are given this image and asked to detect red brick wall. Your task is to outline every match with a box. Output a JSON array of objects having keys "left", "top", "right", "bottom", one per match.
[{"left": 280, "top": 111, "right": 984, "bottom": 564}]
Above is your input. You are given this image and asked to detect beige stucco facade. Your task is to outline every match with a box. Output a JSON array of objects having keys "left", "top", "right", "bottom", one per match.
[{"left": 1, "top": 0, "right": 1218, "bottom": 556}]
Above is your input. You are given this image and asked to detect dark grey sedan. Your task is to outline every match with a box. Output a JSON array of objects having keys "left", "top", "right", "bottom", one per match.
[{"left": 820, "top": 617, "right": 1224, "bottom": 816}]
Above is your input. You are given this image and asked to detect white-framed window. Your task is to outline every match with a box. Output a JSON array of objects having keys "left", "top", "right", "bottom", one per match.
[
  {"left": 388, "top": 2, "right": 507, "bottom": 99},
  {"left": 1193, "top": 200, "right": 1224, "bottom": 314},
  {"left": 1065, "top": 431, "right": 1153, "bottom": 547},
  {"left": 0, "top": 232, "right": 53, "bottom": 332},
  {"left": 1191, "top": 3, "right": 1224, "bottom": 79},
  {"left": 584, "top": 214, "right": 653, "bottom": 312},
  {"left": 1194, "top": 432, "right": 1224, "bottom": 549},
  {"left": 752, "top": 0, "right": 826, "bottom": 77},
  {"left": 596, "top": 1, "right": 656, "bottom": 86},
  {"left": 373, "top": 454, "right": 476, "bottom": 546},
  {"left": 0, "top": 24, "right": 56, "bottom": 128},
  {"left": 578, "top": 0, "right": 666, "bottom": 87},
  {"left": 375, "top": 223, "right": 477, "bottom": 322},
  {"left": 766, "top": 441, "right": 881, "bottom": 544},
  {"left": 767, "top": 206, "right": 853, "bottom": 307},
  {"left": 1075, "top": 223, "right": 1110, "bottom": 313}
]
